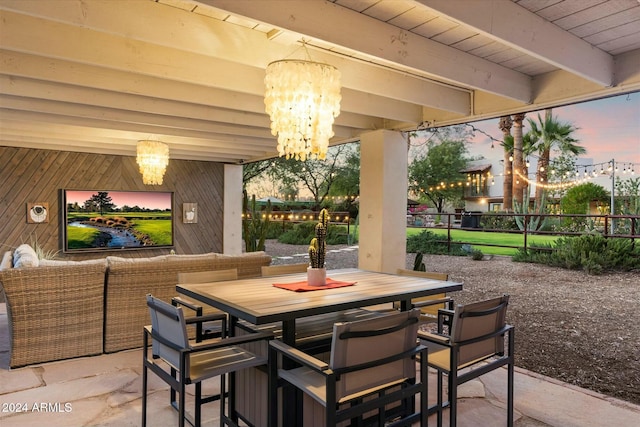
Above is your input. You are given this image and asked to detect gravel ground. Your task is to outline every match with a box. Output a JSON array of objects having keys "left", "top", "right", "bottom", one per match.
[{"left": 264, "top": 239, "right": 640, "bottom": 406}]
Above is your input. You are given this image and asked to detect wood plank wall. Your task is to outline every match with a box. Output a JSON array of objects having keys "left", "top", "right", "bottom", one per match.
[{"left": 0, "top": 146, "right": 226, "bottom": 260}]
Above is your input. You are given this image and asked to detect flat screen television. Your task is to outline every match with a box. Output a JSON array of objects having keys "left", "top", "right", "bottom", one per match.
[{"left": 62, "top": 189, "right": 174, "bottom": 253}]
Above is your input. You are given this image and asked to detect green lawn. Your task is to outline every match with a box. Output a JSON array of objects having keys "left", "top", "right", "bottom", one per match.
[
  {"left": 133, "top": 219, "right": 173, "bottom": 245},
  {"left": 327, "top": 224, "right": 562, "bottom": 256},
  {"left": 407, "top": 228, "right": 559, "bottom": 256},
  {"left": 66, "top": 226, "right": 101, "bottom": 249}
]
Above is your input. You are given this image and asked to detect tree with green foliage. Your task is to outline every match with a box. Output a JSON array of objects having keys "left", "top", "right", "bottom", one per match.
[
  {"left": 614, "top": 177, "right": 640, "bottom": 234},
  {"left": 85, "top": 192, "right": 114, "bottom": 215},
  {"left": 409, "top": 140, "right": 471, "bottom": 213},
  {"left": 546, "top": 154, "right": 582, "bottom": 200},
  {"left": 245, "top": 144, "right": 352, "bottom": 210},
  {"left": 329, "top": 144, "right": 359, "bottom": 197},
  {"left": 561, "top": 182, "right": 609, "bottom": 215},
  {"left": 242, "top": 160, "right": 273, "bottom": 187},
  {"left": 527, "top": 111, "right": 585, "bottom": 208},
  {"left": 615, "top": 177, "right": 640, "bottom": 215},
  {"left": 328, "top": 143, "right": 360, "bottom": 212}
]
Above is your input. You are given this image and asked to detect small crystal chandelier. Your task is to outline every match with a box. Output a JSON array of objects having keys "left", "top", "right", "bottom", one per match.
[
  {"left": 136, "top": 140, "right": 169, "bottom": 185},
  {"left": 264, "top": 59, "right": 341, "bottom": 161}
]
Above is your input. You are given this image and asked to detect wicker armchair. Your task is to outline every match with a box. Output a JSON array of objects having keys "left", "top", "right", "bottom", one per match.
[{"left": 0, "top": 263, "right": 106, "bottom": 367}]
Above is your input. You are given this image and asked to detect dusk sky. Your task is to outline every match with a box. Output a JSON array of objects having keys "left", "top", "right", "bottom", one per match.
[
  {"left": 468, "top": 92, "right": 640, "bottom": 168},
  {"left": 65, "top": 190, "right": 172, "bottom": 210}
]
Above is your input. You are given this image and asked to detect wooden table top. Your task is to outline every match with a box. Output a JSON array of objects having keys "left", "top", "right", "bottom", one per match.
[{"left": 176, "top": 268, "right": 463, "bottom": 325}]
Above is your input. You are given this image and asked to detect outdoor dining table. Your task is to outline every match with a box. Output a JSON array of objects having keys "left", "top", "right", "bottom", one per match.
[{"left": 176, "top": 267, "right": 463, "bottom": 426}]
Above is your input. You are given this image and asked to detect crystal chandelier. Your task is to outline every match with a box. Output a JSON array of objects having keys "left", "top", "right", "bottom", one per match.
[
  {"left": 264, "top": 59, "right": 341, "bottom": 161},
  {"left": 136, "top": 140, "right": 169, "bottom": 185}
]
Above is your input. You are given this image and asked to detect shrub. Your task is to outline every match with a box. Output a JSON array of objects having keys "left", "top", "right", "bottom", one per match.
[
  {"left": 471, "top": 249, "right": 484, "bottom": 260},
  {"left": 265, "top": 221, "right": 294, "bottom": 239},
  {"left": 480, "top": 212, "right": 518, "bottom": 231},
  {"left": 277, "top": 222, "right": 351, "bottom": 245},
  {"left": 406, "top": 230, "right": 466, "bottom": 256},
  {"left": 513, "top": 234, "right": 640, "bottom": 274},
  {"left": 512, "top": 243, "right": 554, "bottom": 264}
]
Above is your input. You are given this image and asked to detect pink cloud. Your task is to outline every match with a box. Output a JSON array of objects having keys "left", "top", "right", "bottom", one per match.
[{"left": 467, "top": 93, "right": 640, "bottom": 166}]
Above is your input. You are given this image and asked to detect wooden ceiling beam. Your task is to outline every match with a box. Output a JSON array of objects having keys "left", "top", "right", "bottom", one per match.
[
  {"left": 418, "top": 0, "right": 614, "bottom": 87},
  {"left": 204, "top": 0, "right": 532, "bottom": 102}
]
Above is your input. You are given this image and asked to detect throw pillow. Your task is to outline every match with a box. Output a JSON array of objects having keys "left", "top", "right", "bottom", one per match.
[
  {"left": 0, "top": 251, "right": 13, "bottom": 270},
  {"left": 13, "top": 244, "right": 39, "bottom": 268}
]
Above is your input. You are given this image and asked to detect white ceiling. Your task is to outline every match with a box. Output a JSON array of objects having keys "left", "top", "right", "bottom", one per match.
[{"left": 1, "top": 0, "right": 639, "bottom": 163}]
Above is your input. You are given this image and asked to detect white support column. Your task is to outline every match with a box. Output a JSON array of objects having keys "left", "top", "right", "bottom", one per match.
[
  {"left": 358, "top": 130, "right": 407, "bottom": 273},
  {"left": 223, "top": 164, "right": 243, "bottom": 255}
]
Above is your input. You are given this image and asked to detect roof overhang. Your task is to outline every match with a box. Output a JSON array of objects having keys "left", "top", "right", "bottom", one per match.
[{"left": 1, "top": 0, "right": 638, "bottom": 163}]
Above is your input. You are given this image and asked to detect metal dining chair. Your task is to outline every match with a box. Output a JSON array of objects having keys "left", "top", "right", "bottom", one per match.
[
  {"left": 418, "top": 294, "right": 514, "bottom": 427},
  {"left": 268, "top": 309, "right": 428, "bottom": 427},
  {"left": 397, "top": 268, "right": 452, "bottom": 309},
  {"left": 142, "top": 294, "right": 273, "bottom": 427},
  {"left": 175, "top": 268, "right": 239, "bottom": 340}
]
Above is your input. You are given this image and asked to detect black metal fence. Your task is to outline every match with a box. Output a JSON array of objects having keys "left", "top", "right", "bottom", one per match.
[{"left": 408, "top": 212, "right": 639, "bottom": 253}]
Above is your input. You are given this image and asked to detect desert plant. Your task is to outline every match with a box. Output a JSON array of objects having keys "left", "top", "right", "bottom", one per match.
[
  {"left": 513, "top": 190, "right": 549, "bottom": 232},
  {"left": 242, "top": 190, "right": 271, "bottom": 252},
  {"left": 28, "top": 233, "right": 59, "bottom": 260},
  {"left": 413, "top": 252, "right": 426, "bottom": 271},
  {"left": 308, "top": 209, "right": 329, "bottom": 268}
]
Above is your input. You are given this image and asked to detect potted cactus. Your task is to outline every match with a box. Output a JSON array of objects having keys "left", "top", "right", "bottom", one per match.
[{"left": 307, "top": 208, "right": 329, "bottom": 286}]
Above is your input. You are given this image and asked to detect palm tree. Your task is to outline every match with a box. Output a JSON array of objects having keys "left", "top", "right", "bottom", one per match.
[
  {"left": 502, "top": 133, "right": 536, "bottom": 191},
  {"left": 498, "top": 116, "right": 513, "bottom": 211},
  {"left": 512, "top": 113, "right": 527, "bottom": 207},
  {"left": 528, "top": 110, "right": 585, "bottom": 207}
]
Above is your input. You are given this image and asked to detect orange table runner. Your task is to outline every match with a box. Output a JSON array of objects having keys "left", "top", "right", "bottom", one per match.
[{"left": 273, "top": 278, "right": 356, "bottom": 292}]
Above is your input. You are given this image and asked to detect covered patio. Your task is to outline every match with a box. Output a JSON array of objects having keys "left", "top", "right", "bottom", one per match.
[
  {"left": 1, "top": 0, "right": 639, "bottom": 262},
  {"left": 1, "top": 1, "right": 640, "bottom": 426}
]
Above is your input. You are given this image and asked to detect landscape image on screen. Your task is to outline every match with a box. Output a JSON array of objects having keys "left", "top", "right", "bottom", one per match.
[{"left": 64, "top": 190, "right": 173, "bottom": 252}]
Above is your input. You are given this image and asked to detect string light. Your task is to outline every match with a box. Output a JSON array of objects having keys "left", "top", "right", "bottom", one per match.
[
  {"left": 513, "top": 160, "right": 640, "bottom": 189},
  {"left": 514, "top": 170, "right": 578, "bottom": 189}
]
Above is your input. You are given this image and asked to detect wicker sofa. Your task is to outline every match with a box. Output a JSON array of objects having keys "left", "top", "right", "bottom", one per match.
[
  {"left": 0, "top": 249, "right": 271, "bottom": 367},
  {"left": 103, "top": 251, "right": 271, "bottom": 352}
]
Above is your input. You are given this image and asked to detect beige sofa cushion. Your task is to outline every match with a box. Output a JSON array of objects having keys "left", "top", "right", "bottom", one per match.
[
  {"left": 0, "top": 251, "right": 12, "bottom": 271},
  {"left": 106, "top": 255, "right": 168, "bottom": 267},
  {"left": 166, "top": 252, "right": 218, "bottom": 263},
  {"left": 13, "top": 244, "right": 39, "bottom": 268},
  {"left": 39, "top": 258, "right": 107, "bottom": 267}
]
